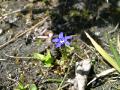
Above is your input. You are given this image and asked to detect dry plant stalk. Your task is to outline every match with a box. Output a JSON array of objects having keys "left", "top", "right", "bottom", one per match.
[
  {"left": 0, "top": 16, "right": 48, "bottom": 50},
  {"left": 87, "top": 68, "right": 116, "bottom": 86}
]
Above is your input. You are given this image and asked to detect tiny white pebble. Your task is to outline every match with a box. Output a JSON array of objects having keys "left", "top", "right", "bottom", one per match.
[
  {"left": 8, "top": 74, "right": 11, "bottom": 77},
  {"left": 49, "top": 33, "right": 53, "bottom": 38},
  {"left": 95, "top": 31, "right": 101, "bottom": 36},
  {"left": 0, "top": 28, "right": 3, "bottom": 34},
  {"left": 34, "top": 63, "right": 37, "bottom": 66}
]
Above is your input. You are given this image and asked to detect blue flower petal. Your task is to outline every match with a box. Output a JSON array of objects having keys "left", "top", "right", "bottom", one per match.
[
  {"left": 52, "top": 32, "right": 72, "bottom": 48},
  {"left": 65, "top": 36, "right": 72, "bottom": 40},
  {"left": 56, "top": 43, "right": 62, "bottom": 48},
  {"left": 65, "top": 41, "right": 70, "bottom": 46},
  {"left": 59, "top": 32, "right": 63, "bottom": 38},
  {"left": 52, "top": 38, "right": 59, "bottom": 42}
]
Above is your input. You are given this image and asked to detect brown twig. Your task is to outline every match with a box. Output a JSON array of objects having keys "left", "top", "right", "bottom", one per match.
[
  {"left": 4, "top": 53, "right": 34, "bottom": 59},
  {"left": 0, "top": 9, "right": 23, "bottom": 21},
  {"left": 0, "top": 16, "right": 48, "bottom": 50},
  {"left": 0, "top": 4, "right": 30, "bottom": 21}
]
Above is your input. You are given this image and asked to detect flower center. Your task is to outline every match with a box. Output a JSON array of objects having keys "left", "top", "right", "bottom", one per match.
[{"left": 60, "top": 39, "right": 64, "bottom": 44}]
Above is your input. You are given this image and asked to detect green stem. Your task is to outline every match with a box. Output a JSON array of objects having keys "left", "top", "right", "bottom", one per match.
[{"left": 42, "top": 79, "right": 62, "bottom": 83}]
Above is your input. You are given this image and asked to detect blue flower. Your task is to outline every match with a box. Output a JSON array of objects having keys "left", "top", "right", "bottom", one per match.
[{"left": 52, "top": 32, "right": 72, "bottom": 48}]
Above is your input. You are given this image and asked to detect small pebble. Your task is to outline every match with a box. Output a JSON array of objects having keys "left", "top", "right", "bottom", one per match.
[
  {"left": 94, "top": 31, "right": 101, "bottom": 36},
  {"left": 0, "top": 28, "right": 3, "bottom": 35}
]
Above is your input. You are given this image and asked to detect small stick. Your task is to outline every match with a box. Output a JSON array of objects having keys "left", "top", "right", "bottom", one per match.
[
  {"left": 60, "top": 83, "right": 71, "bottom": 89},
  {"left": 36, "top": 36, "right": 48, "bottom": 39},
  {"left": 0, "top": 4, "right": 30, "bottom": 21},
  {"left": 0, "top": 9, "right": 23, "bottom": 20},
  {"left": 0, "top": 16, "right": 48, "bottom": 50},
  {"left": 74, "top": 52, "right": 84, "bottom": 60},
  {"left": 108, "top": 23, "right": 119, "bottom": 34},
  {"left": 41, "top": 78, "right": 62, "bottom": 83},
  {"left": 7, "top": 77, "right": 17, "bottom": 82},
  {"left": 0, "top": 58, "right": 6, "bottom": 61},
  {"left": 87, "top": 68, "right": 116, "bottom": 86},
  {"left": 57, "top": 53, "right": 75, "bottom": 90},
  {"left": 4, "top": 53, "right": 34, "bottom": 59}
]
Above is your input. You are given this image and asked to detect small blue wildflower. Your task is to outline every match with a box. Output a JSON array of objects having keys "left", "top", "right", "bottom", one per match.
[{"left": 52, "top": 32, "right": 72, "bottom": 48}]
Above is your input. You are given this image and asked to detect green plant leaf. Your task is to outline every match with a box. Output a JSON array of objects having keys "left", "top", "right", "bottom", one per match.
[
  {"left": 85, "top": 31, "right": 120, "bottom": 73},
  {"left": 109, "top": 40, "right": 120, "bottom": 66},
  {"left": 44, "top": 50, "right": 53, "bottom": 67},
  {"left": 44, "top": 63, "right": 52, "bottom": 67},
  {"left": 33, "top": 50, "right": 53, "bottom": 67},
  {"left": 15, "top": 82, "right": 27, "bottom": 90},
  {"left": 45, "top": 50, "right": 52, "bottom": 61},
  {"left": 66, "top": 46, "right": 74, "bottom": 54},
  {"left": 44, "top": 58, "right": 53, "bottom": 67},
  {"left": 29, "top": 84, "right": 37, "bottom": 90},
  {"left": 33, "top": 53, "right": 45, "bottom": 61},
  {"left": 69, "top": 10, "right": 80, "bottom": 17},
  {"left": 18, "top": 82, "right": 24, "bottom": 90}
]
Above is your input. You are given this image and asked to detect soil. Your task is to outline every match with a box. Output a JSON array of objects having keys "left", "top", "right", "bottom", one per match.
[{"left": 0, "top": 0, "right": 120, "bottom": 90}]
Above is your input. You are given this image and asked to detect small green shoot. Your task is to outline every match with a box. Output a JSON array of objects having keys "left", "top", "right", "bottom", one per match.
[
  {"left": 69, "top": 10, "right": 81, "bottom": 17},
  {"left": 15, "top": 82, "right": 28, "bottom": 90},
  {"left": 59, "top": 46, "right": 74, "bottom": 69},
  {"left": 61, "top": 46, "right": 74, "bottom": 57},
  {"left": 29, "top": 84, "right": 37, "bottom": 90},
  {"left": 85, "top": 31, "right": 120, "bottom": 73},
  {"left": 33, "top": 50, "right": 53, "bottom": 67},
  {"left": 15, "top": 82, "right": 37, "bottom": 90}
]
